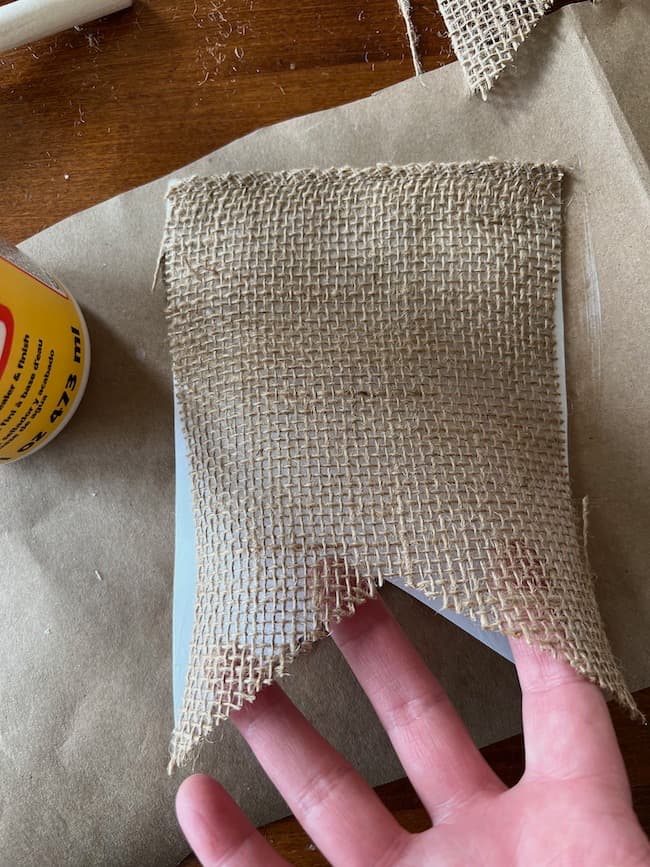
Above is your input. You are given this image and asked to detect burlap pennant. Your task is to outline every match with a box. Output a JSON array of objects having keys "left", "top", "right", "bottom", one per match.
[
  {"left": 439, "top": 0, "right": 553, "bottom": 97},
  {"left": 162, "top": 162, "right": 637, "bottom": 771}
]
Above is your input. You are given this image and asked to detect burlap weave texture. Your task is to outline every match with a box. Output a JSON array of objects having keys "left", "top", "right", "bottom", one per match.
[
  {"left": 163, "top": 162, "right": 636, "bottom": 771},
  {"left": 438, "top": 0, "right": 553, "bottom": 97}
]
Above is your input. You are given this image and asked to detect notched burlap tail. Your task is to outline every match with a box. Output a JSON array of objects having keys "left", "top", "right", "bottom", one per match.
[
  {"left": 163, "top": 162, "right": 637, "bottom": 772},
  {"left": 438, "top": 0, "right": 553, "bottom": 98}
]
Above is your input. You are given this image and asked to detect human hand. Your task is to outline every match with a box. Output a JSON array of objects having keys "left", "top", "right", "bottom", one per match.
[{"left": 176, "top": 597, "right": 650, "bottom": 866}]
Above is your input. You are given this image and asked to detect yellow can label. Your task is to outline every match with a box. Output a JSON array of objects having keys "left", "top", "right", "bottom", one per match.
[{"left": 0, "top": 246, "right": 89, "bottom": 463}]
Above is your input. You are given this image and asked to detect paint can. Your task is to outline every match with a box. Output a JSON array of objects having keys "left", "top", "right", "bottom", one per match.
[{"left": 0, "top": 240, "right": 90, "bottom": 463}]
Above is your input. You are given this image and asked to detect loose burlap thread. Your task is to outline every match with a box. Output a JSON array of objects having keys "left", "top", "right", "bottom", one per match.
[
  {"left": 163, "top": 162, "right": 637, "bottom": 771},
  {"left": 438, "top": 0, "right": 553, "bottom": 97}
]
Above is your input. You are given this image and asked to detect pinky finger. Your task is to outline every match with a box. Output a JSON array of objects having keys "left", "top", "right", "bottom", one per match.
[{"left": 176, "top": 774, "right": 290, "bottom": 867}]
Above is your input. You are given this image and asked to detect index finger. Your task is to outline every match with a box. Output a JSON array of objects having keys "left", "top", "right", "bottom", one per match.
[{"left": 512, "top": 637, "right": 631, "bottom": 795}]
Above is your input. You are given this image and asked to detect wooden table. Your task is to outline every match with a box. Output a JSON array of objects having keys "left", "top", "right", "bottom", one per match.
[{"left": 1, "top": 1, "right": 647, "bottom": 863}]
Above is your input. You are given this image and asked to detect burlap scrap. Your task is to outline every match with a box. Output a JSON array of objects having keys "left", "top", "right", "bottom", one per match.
[
  {"left": 162, "top": 162, "right": 638, "bottom": 771},
  {"left": 438, "top": 0, "right": 553, "bottom": 97}
]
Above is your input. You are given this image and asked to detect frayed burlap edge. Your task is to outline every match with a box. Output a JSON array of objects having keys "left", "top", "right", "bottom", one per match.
[{"left": 168, "top": 560, "right": 379, "bottom": 773}]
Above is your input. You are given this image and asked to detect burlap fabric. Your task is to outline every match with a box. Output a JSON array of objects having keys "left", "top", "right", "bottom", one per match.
[
  {"left": 438, "top": 0, "right": 553, "bottom": 97},
  {"left": 162, "top": 162, "right": 637, "bottom": 771}
]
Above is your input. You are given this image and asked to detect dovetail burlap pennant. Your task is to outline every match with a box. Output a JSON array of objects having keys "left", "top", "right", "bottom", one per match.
[
  {"left": 162, "top": 162, "right": 637, "bottom": 770},
  {"left": 439, "top": 0, "right": 553, "bottom": 97}
]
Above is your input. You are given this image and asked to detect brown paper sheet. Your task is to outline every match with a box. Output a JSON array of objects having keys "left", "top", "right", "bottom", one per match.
[{"left": 2, "top": 1, "right": 648, "bottom": 863}]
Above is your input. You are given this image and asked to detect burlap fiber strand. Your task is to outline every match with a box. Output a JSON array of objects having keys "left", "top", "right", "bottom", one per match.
[
  {"left": 396, "top": 0, "right": 424, "bottom": 75},
  {"left": 163, "top": 162, "right": 638, "bottom": 772},
  {"left": 438, "top": 0, "right": 553, "bottom": 98}
]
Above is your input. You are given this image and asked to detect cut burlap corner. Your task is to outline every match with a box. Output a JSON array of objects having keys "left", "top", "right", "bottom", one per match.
[
  {"left": 162, "top": 162, "right": 638, "bottom": 772},
  {"left": 438, "top": 0, "right": 554, "bottom": 98}
]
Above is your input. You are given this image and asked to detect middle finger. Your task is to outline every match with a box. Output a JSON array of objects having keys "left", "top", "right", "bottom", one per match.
[{"left": 331, "top": 597, "right": 505, "bottom": 822}]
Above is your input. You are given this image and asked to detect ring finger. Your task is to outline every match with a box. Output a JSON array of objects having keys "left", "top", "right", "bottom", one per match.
[{"left": 231, "top": 683, "right": 408, "bottom": 866}]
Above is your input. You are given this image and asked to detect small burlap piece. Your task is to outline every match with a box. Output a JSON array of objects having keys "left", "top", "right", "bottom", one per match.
[
  {"left": 163, "top": 162, "right": 637, "bottom": 771},
  {"left": 438, "top": 0, "right": 553, "bottom": 97}
]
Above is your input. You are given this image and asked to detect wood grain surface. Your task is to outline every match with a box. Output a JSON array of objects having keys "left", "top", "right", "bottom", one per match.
[
  {"left": 0, "top": 0, "right": 456, "bottom": 244},
  {"left": 1, "top": 0, "right": 647, "bottom": 864}
]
